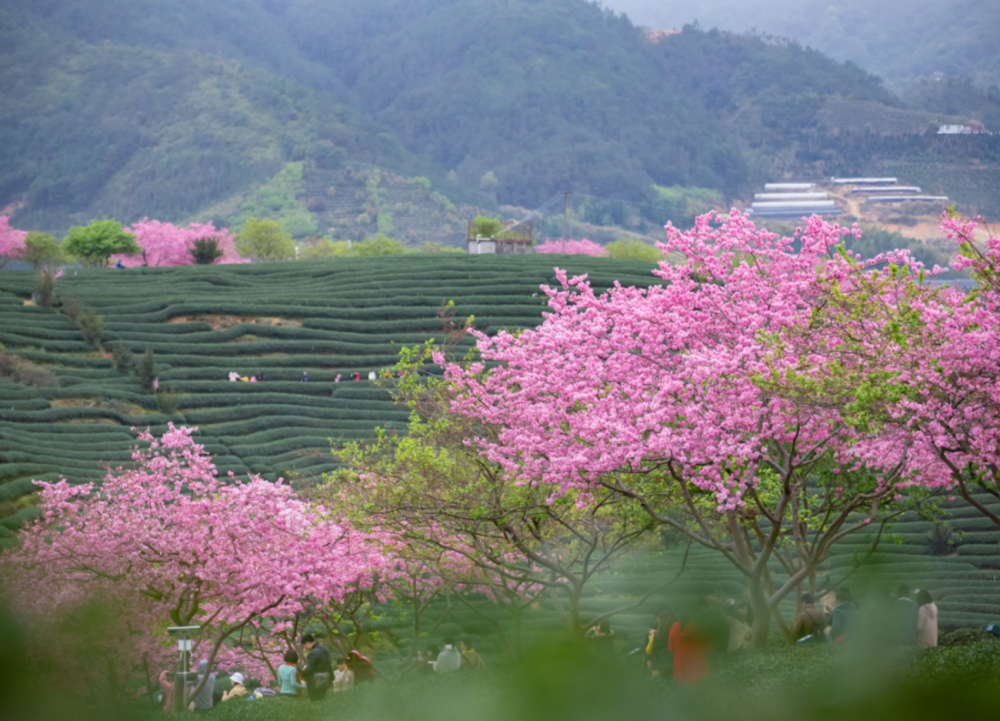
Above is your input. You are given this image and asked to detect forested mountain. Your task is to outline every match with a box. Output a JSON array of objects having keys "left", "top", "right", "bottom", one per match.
[
  {"left": 1, "top": 0, "right": 995, "bottom": 235},
  {"left": 607, "top": 0, "right": 1000, "bottom": 91}
]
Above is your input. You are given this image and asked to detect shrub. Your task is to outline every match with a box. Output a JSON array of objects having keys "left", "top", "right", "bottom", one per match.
[
  {"left": 34, "top": 269, "right": 57, "bottom": 310},
  {"left": 62, "top": 219, "right": 140, "bottom": 267},
  {"left": 133, "top": 347, "right": 158, "bottom": 389},
  {"left": 0, "top": 354, "right": 58, "bottom": 388},
  {"left": 472, "top": 215, "right": 504, "bottom": 238},
  {"left": 77, "top": 309, "right": 103, "bottom": 347},
  {"left": 236, "top": 218, "right": 295, "bottom": 262},
  {"left": 110, "top": 344, "right": 134, "bottom": 374},
  {"left": 61, "top": 295, "right": 83, "bottom": 321},
  {"left": 605, "top": 238, "right": 663, "bottom": 262},
  {"left": 155, "top": 391, "right": 179, "bottom": 414},
  {"left": 190, "top": 236, "right": 224, "bottom": 265},
  {"left": 22, "top": 232, "right": 65, "bottom": 269}
]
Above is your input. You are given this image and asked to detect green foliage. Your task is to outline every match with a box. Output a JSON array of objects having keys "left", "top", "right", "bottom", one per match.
[
  {"left": 59, "top": 294, "right": 83, "bottom": 322},
  {"left": 350, "top": 234, "right": 408, "bottom": 256},
  {"left": 236, "top": 218, "right": 296, "bottom": 262},
  {"left": 418, "top": 241, "right": 464, "bottom": 253},
  {"left": 155, "top": 390, "right": 179, "bottom": 414},
  {"left": 605, "top": 238, "right": 663, "bottom": 262},
  {"left": 235, "top": 163, "right": 318, "bottom": 239},
  {"left": 62, "top": 220, "right": 139, "bottom": 267},
  {"left": 300, "top": 238, "right": 352, "bottom": 259},
  {"left": 77, "top": 309, "right": 103, "bottom": 348},
  {"left": 133, "top": 347, "right": 158, "bottom": 389},
  {"left": 33, "top": 270, "right": 57, "bottom": 310},
  {"left": 21, "top": 232, "right": 65, "bottom": 269},
  {"left": 190, "top": 237, "right": 224, "bottom": 265},
  {"left": 472, "top": 216, "right": 504, "bottom": 239},
  {"left": 110, "top": 343, "right": 134, "bottom": 374}
]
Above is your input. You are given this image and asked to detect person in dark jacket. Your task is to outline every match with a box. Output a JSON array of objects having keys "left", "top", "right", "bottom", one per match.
[
  {"left": 896, "top": 584, "right": 919, "bottom": 645},
  {"left": 300, "top": 634, "right": 332, "bottom": 701},
  {"left": 829, "top": 588, "right": 859, "bottom": 644}
]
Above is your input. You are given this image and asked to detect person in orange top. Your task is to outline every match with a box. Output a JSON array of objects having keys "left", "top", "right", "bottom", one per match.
[{"left": 669, "top": 606, "right": 711, "bottom": 682}]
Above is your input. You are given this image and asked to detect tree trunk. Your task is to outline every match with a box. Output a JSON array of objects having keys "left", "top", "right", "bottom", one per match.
[
  {"left": 567, "top": 586, "right": 583, "bottom": 638},
  {"left": 748, "top": 576, "right": 771, "bottom": 649}
]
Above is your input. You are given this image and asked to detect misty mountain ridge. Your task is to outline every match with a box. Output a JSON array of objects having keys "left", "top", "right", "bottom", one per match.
[{"left": 1, "top": 0, "right": 997, "bottom": 239}]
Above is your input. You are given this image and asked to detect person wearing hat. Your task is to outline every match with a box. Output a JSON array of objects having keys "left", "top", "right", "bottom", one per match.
[{"left": 222, "top": 672, "right": 248, "bottom": 701}]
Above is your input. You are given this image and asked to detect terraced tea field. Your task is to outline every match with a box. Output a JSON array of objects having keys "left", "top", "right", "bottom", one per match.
[
  {"left": 0, "top": 254, "right": 658, "bottom": 499},
  {"left": 1, "top": 254, "right": 999, "bottom": 642}
]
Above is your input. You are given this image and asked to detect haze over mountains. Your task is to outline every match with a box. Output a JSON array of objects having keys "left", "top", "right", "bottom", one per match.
[
  {"left": 604, "top": 0, "right": 1000, "bottom": 91},
  {"left": 1, "top": 0, "right": 998, "bottom": 237}
]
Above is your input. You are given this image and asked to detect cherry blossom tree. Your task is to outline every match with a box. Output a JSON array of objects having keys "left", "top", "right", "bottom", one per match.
[
  {"left": 328, "top": 346, "right": 661, "bottom": 652},
  {"left": 438, "top": 211, "right": 942, "bottom": 646},
  {"left": 534, "top": 238, "right": 609, "bottom": 257},
  {"left": 113, "top": 219, "right": 242, "bottom": 267},
  {"left": 0, "top": 216, "right": 28, "bottom": 268},
  {"left": 757, "top": 212, "right": 1000, "bottom": 531},
  {"left": 1, "top": 424, "right": 384, "bottom": 701}
]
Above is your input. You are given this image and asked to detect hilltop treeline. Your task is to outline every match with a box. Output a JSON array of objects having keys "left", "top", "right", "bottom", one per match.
[{"left": 0, "top": 0, "right": 918, "bottom": 233}]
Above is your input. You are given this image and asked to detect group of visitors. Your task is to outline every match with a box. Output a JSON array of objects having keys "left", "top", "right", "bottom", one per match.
[
  {"left": 158, "top": 634, "right": 376, "bottom": 711},
  {"left": 417, "top": 637, "right": 486, "bottom": 674},
  {"left": 643, "top": 584, "right": 939, "bottom": 683},
  {"left": 792, "top": 585, "right": 938, "bottom": 647}
]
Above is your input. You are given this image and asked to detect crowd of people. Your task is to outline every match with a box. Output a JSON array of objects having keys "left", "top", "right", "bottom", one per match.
[
  {"left": 155, "top": 634, "right": 487, "bottom": 711},
  {"left": 643, "top": 585, "right": 939, "bottom": 683},
  {"left": 152, "top": 587, "right": 940, "bottom": 709}
]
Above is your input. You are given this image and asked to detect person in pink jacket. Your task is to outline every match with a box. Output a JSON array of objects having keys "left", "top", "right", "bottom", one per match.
[{"left": 916, "top": 589, "right": 938, "bottom": 647}]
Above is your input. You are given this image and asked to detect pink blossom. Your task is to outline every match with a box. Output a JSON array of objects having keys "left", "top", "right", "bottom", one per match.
[{"left": 534, "top": 239, "right": 609, "bottom": 257}]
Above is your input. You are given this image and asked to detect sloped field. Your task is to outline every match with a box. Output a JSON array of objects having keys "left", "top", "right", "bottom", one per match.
[{"left": 0, "top": 255, "right": 658, "bottom": 494}]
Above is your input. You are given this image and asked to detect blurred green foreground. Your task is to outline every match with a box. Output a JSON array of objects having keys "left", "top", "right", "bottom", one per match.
[{"left": 4, "top": 606, "right": 1000, "bottom": 721}]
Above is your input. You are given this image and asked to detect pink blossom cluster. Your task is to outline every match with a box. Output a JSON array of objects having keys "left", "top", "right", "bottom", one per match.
[
  {"left": 534, "top": 239, "right": 609, "bottom": 257},
  {"left": 2, "top": 424, "right": 385, "bottom": 689},
  {"left": 0, "top": 215, "right": 28, "bottom": 266},
  {"left": 438, "top": 210, "right": 950, "bottom": 510},
  {"left": 114, "top": 218, "right": 243, "bottom": 267}
]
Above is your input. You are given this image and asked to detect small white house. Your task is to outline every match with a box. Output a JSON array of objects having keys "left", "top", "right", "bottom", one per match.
[{"left": 938, "top": 124, "right": 970, "bottom": 134}]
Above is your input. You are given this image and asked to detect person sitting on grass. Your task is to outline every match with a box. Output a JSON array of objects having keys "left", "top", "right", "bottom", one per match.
[
  {"left": 792, "top": 593, "right": 827, "bottom": 642},
  {"left": 418, "top": 645, "right": 439, "bottom": 675},
  {"left": 278, "top": 649, "right": 306, "bottom": 698},
  {"left": 334, "top": 659, "right": 355, "bottom": 692},
  {"left": 222, "top": 672, "right": 248, "bottom": 701},
  {"left": 433, "top": 637, "right": 462, "bottom": 674},
  {"left": 460, "top": 639, "right": 485, "bottom": 670},
  {"left": 347, "top": 649, "right": 376, "bottom": 683},
  {"left": 829, "top": 588, "right": 859, "bottom": 645}
]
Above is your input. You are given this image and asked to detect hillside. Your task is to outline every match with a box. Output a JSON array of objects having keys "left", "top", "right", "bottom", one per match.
[
  {"left": 606, "top": 0, "right": 1000, "bottom": 91},
  {"left": 3, "top": 0, "right": 948, "bottom": 237},
  {"left": 0, "top": 255, "right": 659, "bottom": 492}
]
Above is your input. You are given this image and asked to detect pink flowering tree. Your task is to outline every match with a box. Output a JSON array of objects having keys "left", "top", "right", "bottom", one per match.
[
  {"left": 1, "top": 424, "right": 384, "bottom": 702},
  {"left": 534, "top": 238, "right": 609, "bottom": 257},
  {"left": 439, "top": 211, "right": 942, "bottom": 646},
  {"left": 113, "top": 219, "right": 242, "bottom": 267},
  {"left": 327, "top": 346, "right": 661, "bottom": 654},
  {"left": 0, "top": 216, "right": 28, "bottom": 268},
  {"left": 758, "top": 212, "right": 1000, "bottom": 531}
]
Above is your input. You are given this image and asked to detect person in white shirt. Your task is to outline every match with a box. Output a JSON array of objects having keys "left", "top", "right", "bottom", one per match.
[
  {"left": 333, "top": 658, "right": 355, "bottom": 692},
  {"left": 433, "top": 637, "right": 462, "bottom": 673}
]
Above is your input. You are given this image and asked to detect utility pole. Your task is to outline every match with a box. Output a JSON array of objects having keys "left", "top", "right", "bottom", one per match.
[{"left": 561, "top": 191, "right": 572, "bottom": 253}]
